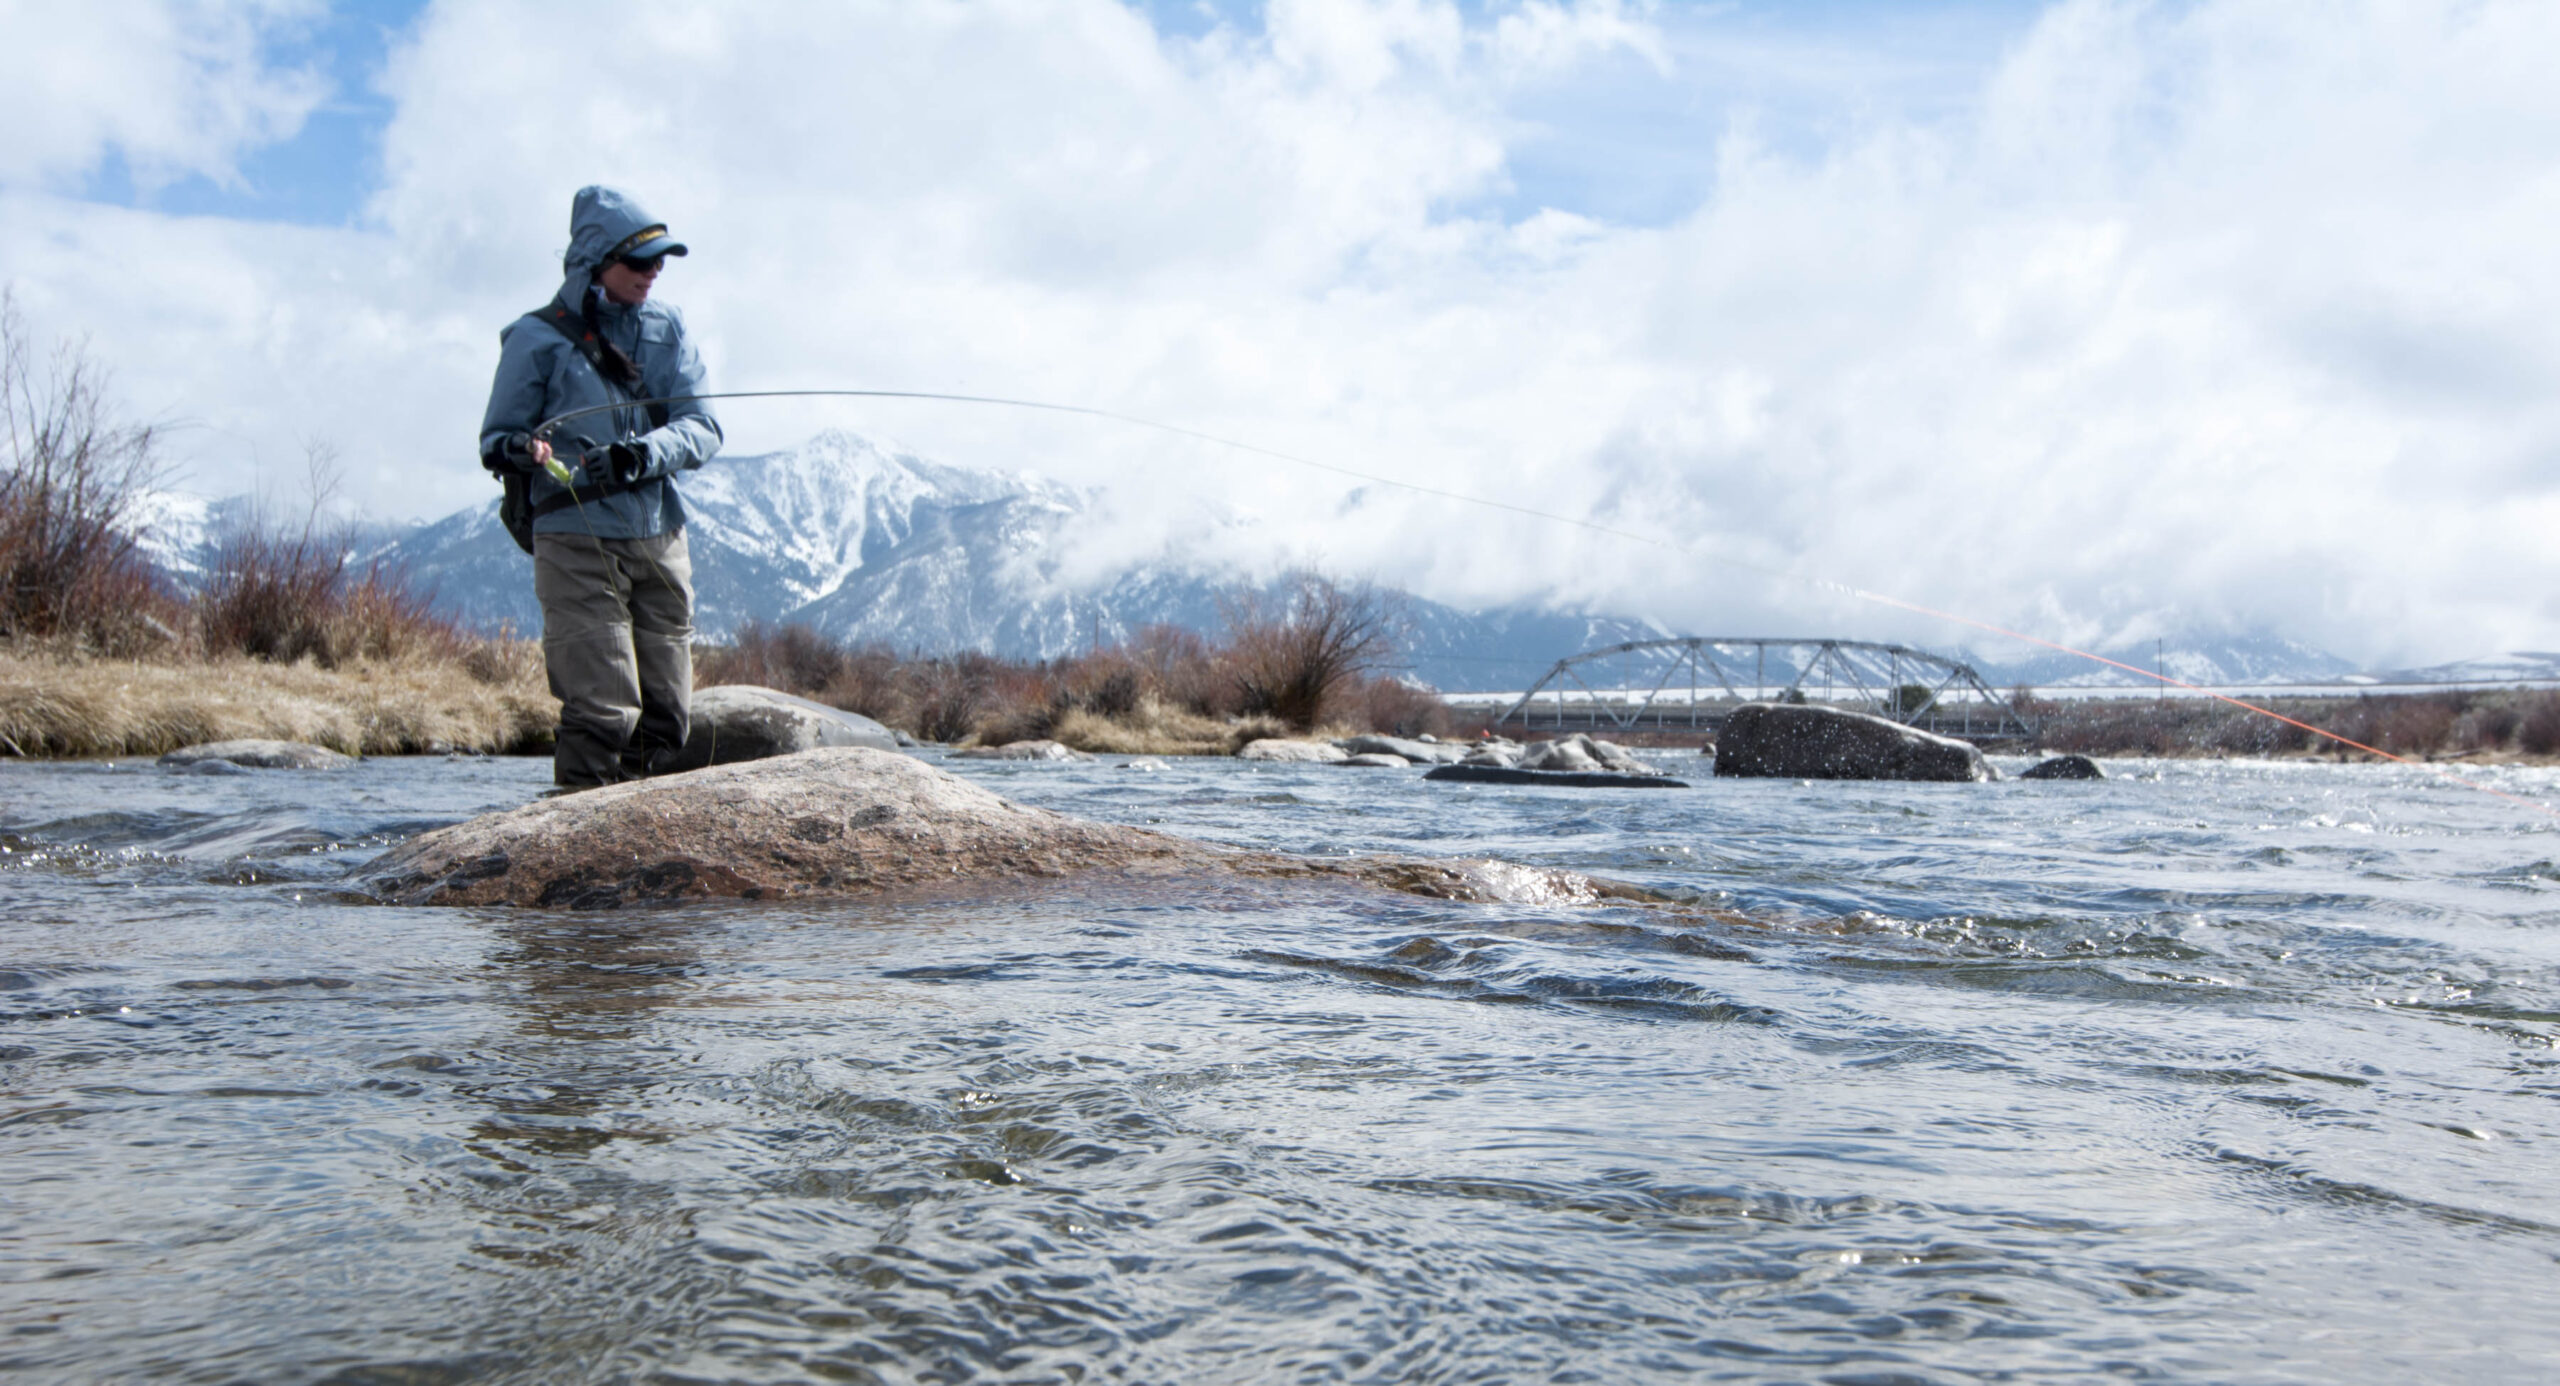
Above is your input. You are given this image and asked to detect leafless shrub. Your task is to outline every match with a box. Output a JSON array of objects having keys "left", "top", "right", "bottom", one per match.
[
  {"left": 696, "top": 620, "right": 852, "bottom": 695},
  {"left": 689, "top": 576, "right": 1444, "bottom": 749},
  {"left": 0, "top": 291, "right": 180, "bottom": 655},
  {"left": 2521, "top": 693, "right": 2560, "bottom": 757},
  {"left": 2454, "top": 701, "right": 2520, "bottom": 751},
  {"left": 1131, "top": 623, "right": 1232, "bottom": 717},
  {"left": 1344, "top": 674, "right": 1449, "bottom": 739},
  {"left": 933, "top": 653, "right": 1030, "bottom": 743},
  {"left": 193, "top": 452, "right": 460, "bottom": 669},
  {"left": 195, "top": 512, "right": 340, "bottom": 662},
  {"left": 816, "top": 645, "right": 914, "bottom": 726},
  {"left": 2028, "top": 690, "right": 2560, "bottom": 759},
  {"left": 2378, "top": 696, "right": 2459, "bottom": 756},
  {"left": 1221, "top": 571, "right": 1401, "bottom": 731}
]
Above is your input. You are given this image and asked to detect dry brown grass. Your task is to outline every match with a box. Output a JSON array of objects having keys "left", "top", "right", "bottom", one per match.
[
  {"left": 0, "top": 642, "right": 556, "bottom": 759},
  {"left": 1046, "top": 699, "right": 1286, "bottom": 756}
]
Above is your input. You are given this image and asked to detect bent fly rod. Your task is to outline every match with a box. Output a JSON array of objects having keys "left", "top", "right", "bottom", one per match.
[{"left": 532, "top": 388, "right": 2560, "bottom": 821}]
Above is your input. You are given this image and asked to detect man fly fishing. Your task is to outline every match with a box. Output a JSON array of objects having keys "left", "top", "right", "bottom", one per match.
[{"left": 480, "top": 185, "right": 723, "bottom": 789}]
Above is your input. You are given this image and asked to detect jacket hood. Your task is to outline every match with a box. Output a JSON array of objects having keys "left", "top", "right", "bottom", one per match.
[{"left": 557, "top": 185, "right": 684, "bottom": 306}]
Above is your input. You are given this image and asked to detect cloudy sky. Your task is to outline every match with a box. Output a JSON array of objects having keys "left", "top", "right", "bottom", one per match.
[{"left": 4, "top": 0, "right": 2554, "bottom": 666}]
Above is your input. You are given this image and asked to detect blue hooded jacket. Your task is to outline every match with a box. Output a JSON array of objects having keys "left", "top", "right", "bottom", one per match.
[{"left": 479, "top": 186, "right": 722, "bottom": 539}]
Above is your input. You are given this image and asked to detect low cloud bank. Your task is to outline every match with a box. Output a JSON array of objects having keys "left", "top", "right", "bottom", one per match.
[{"left": 5, "top": 0, "right": 2556, "bottom": 666}]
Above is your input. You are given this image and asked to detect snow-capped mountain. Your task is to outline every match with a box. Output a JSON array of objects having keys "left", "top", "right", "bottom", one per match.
[
  {"left": 1962, "top": 634, "right": 2361, "bottom": 689},
  {"left": 130, "top": 429, "right": 2391, "bottom": 693},
  {"left": 2358, "top": 651, "right": 2560, "bottom": 684},
  {"left": 363, "top": 432, "right": 1078, "bottom": 641},
  {"left": 316, "top": 431, "right": 1669, "bottom": 688},
  {"left": 124, "top": 491, "right": 248, "bottom": 584}
]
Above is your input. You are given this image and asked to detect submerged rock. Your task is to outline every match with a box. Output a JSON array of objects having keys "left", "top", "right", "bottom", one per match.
[
  {"left": 952, "top": 739, "right": 1091, "bottom": 761},
  {"left": 1238, "top": 738, "right": 1349, "bottom": 764},
  {"left": 1339, "top": 752, "right": 1411, "bottom": 768},
  {"left": 2020, "top": 754, "right": 2105, "bottom": 781},
  {"left": 167, "top": 758, "right": 253, "bottom": 776},
  {"left": 663, "top": 685, "right": 898, "bottom": 772},
  {"left": 1424, "top": 764, "right": 1689, "bottom": 790},
  {"left": 359, "top": 747, "right": 1661, "bottom": 911},
  {"left": 1712, "top": 704, "right": 1996, "bottom": 783},
  {"left": 159, "top": 739, "right": 354, "bottom": 771}
]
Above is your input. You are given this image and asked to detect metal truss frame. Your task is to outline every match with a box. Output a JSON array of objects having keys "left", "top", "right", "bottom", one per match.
[{"left": 1494, "top": 638, "right": 2037, "bottom": 740}]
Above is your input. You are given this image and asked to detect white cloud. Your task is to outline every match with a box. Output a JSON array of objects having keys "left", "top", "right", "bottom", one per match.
[
  {"left": 0, "top": 0, "right": 326, "bottom": 190},
  {"left": 5, "top": 0, "right": 2560, "bottom": 665}
]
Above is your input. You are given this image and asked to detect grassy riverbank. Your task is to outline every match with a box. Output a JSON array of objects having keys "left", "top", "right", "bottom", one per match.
[
  {"left": 0, "top": 534, "right": 1437, "bottom": 760},
  {"left": 0, "top": 645, "right": 557, "bottom": 759}
]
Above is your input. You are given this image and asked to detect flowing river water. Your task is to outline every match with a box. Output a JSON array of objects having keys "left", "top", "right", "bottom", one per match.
[{"left": 2, "top": 749, "right": 2556, "bottom": 1383}]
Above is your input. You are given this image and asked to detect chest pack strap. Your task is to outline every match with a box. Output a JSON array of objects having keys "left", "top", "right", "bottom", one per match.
[{"left": 533, "top": 300, "right": 673, "bottom": 433}]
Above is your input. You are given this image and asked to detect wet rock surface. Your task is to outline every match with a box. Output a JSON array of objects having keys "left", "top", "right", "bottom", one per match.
[
  {"left": 1425, "top": 764, "right": 1690, "bottom": 790},
  {"left": 1332, "top": 734, "right": 1466, "bottom": 764},
  {"left": 2021, "top": 754, "right": 2106, "bottom": 780},
  {"left": 360, "top": 748, "right": 1659, "bottom": 911},
  {"left": 158, "top": 739, "right": 354, "bottom": 771},
  {"left": 1456, "top": 733, "right": 1661, "bottom": 775},
  {"left": 1239, "top": 738, "right": 1349, "bottom": 764},
  {"left": 667, "top": 685, "right": 898, "bottom": 772},
  {"left": 1712, "top": 703, "right": 1996, "bottom": 783}
]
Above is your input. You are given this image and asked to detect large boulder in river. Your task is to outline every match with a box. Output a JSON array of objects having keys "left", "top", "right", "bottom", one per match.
[
  {"left": 2020, "top": 754, "right": 2105, "bottom": 780},
  {"left": 160, "top": 739, "right": 353, "bottom": 770},
  {"left": 662, "top": 685, "right": 897, "bottom": 773},
  {"left": 359, "top": 747, "right": 1658, "bottom": 911},
  {"left": 1712, "top": 703, "right": 1996, "bottom": 782}
]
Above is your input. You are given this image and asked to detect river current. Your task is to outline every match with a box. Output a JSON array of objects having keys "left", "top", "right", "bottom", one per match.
[{"left": 2, "top": 749, "right": 2556, "bottom": 1383}]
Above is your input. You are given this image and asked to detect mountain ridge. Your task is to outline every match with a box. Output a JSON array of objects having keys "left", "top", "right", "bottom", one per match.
[{"left": 123, "top": 430, "right": 2456, "bottom": 693}]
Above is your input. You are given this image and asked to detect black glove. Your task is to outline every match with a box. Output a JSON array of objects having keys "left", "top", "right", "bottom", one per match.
[
  {"left": 607, "top": 440, "right": 648, "bottom": 486},
  {"left": 487, "top": 432, "right": 535, "bottom": 473}
]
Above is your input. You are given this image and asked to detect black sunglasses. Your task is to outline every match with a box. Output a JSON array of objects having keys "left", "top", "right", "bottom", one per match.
[{"left": 615, "top": 253, "right": 667, "bottom": 274}]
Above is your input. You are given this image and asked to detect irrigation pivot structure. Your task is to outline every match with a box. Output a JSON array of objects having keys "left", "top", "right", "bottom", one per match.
[{"left": 1495, "top": 638, "right": 2038, "bottom": 742}]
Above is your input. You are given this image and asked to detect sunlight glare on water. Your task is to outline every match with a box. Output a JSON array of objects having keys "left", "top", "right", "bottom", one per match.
[{"left": 2, "top": 750, "right": 2557, "bottom": 1382}]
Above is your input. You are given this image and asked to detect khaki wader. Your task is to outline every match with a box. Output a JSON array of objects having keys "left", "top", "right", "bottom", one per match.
[{"left": 533, "top": 530, "right": 693, "bottom": 788}]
